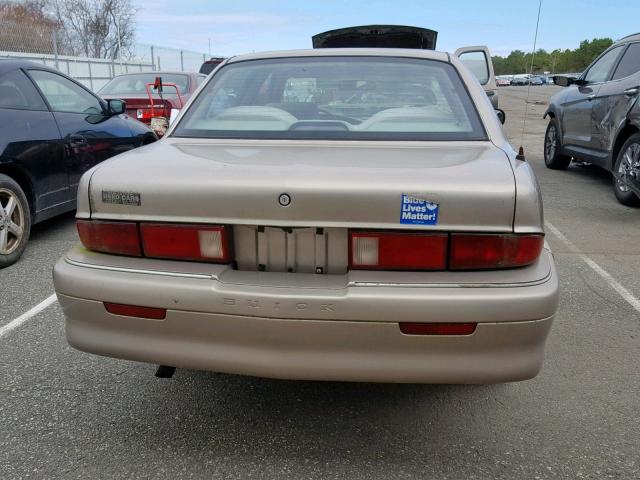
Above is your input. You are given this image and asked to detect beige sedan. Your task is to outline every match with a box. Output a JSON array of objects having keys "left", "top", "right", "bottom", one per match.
[{"left": 53, "top": 48, "right": 558, "bottom": 383}]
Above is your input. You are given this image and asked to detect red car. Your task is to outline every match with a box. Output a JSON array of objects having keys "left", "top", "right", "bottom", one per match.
[
  {"left": 199, "top": 57, "right": 226, "bottom": 75},
  {"left": 98, "top": 72, "right": 206, "bottom": 124}
]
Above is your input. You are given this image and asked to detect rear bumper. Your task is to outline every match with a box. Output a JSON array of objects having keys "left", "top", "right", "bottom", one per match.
[{"left": 53, "top": 246, "right": 559, "bottom": 383}]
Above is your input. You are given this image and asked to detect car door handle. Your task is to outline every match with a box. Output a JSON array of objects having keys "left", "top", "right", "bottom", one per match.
[
  {"left": 624, "top": 87, "right": 639, "bottom": 97},
  {"left": 587, "top": 94, "right": 596, "bottom": 101},
  {"left": 69, "top": 134, "right": 88, "bottom": 146}
]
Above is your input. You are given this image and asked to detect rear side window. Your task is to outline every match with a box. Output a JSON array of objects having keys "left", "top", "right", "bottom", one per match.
[
  {"left": 0, "top": 70, "right": 47, "bottom": 111},
  {"left": 612, "top": 43, "right": 640, "bottom": 80},
  {"left": 175, "top": 56, "right": 487, "bottom": 141}
]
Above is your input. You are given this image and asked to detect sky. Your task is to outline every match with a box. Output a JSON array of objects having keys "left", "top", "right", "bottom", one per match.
[{"left": 134, "top": 0, "right": 640, "bottom": 58}]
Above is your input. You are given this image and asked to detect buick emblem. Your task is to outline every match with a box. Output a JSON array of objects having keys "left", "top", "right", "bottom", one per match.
[{"left": 278, "top": 193, "right": 291, "bottom": 207}]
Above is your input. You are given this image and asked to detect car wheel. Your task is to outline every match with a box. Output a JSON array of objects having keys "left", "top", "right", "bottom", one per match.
[
  {"left": 544, "top": 119, "right": 571, "bottom": 170},
  {"left": 613, "top": 133, "right": 640, "bottom": 207},
  {"left": 0, "top": 174, "right": 31, "bottom": 268}
]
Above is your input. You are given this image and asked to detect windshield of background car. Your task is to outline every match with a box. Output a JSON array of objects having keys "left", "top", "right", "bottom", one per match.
[
  {"left": 99, "top": 73, "right": 189, "bottom": 96},
  {"left": 174, "top": 56, "right": 486, "bottom": 141}
]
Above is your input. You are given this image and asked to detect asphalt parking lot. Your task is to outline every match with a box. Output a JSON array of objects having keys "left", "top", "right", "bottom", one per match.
[{"left": 1, "top": 85, "right": 639, "bottom": 479}]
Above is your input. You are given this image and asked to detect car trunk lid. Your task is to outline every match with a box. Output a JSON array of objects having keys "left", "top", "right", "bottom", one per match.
[
  {"left": 312, "top": 25, "right": 438, "bottom": 50},
  {"left": 88, "top": 138, "right": 515, "bottom": 231}
]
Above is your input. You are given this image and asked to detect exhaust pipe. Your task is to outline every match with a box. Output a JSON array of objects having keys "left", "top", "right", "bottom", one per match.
[{"left": 155, "top": 365, "right": 176, "bottom": 378}]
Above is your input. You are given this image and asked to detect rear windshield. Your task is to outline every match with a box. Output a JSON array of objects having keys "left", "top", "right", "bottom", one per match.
[
  {"left": 173, "top": 56, "right": 486, "bottom": 141},
  {"left": 99, "top": 73, "right": 189, "bottom": 96}
]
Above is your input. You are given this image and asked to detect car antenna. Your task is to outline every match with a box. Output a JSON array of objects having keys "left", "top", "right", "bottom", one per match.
[{"left": 517, "top": 0, "right": 543, "bottom": 161}]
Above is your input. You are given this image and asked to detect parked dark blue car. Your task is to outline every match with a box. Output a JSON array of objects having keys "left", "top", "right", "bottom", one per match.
[{"left": 0, "top": 59, "right": 156, "bottom": 267}]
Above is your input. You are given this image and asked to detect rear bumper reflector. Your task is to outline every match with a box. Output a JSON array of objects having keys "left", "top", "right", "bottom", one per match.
[
  {"left": 399, "top": 322, "right": 477, "bottom": 335},
  {"left": 104, "top": 302, "right": 166, "bottom": 320}
]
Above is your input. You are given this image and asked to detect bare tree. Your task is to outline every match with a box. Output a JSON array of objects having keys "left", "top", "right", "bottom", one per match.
[
  {"left": 47, "top": 0, "right": 136, "bottom": 59},
  {"left": 0, "top": 0, "right": 59, "bottom": 54}
]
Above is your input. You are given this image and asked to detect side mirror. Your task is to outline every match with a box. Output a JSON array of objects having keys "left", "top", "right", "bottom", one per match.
[
  {"left": 107, "top": 99, "right": 126, "bottom": 115},
  {"left": 553, "top": 76, "right": 584, "bottom": 87},
  {"left": 495, "top": 108, "right": 506, "bottom": 124},
  {"left": 552, "top": 76, "right": 570, "bottom": 87}
]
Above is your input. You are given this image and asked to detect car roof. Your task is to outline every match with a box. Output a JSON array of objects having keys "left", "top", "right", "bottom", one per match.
[
  {"left": 0, "top": 58, "right": 60, "bottom": 76},
  {"left": 226, "top": 48, "right": 450, "bottom": 64},
  {"left": 616, "top": 32, "right": 640, "bottom": 44}
]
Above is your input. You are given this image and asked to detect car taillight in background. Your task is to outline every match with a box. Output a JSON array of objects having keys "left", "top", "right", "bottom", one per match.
[
  {"left": 136, "top": 108, "right": 167, "bottom": 121},
  {"left": 349, "top": 231, "right": 543, "bottom": 271},
  {"left": 76, "top": 220, "right": 231, "bottom": 263}
]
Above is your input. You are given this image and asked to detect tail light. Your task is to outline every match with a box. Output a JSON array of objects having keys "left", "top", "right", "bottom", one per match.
[
  {"left": 349, "top": 230, "right": 543, "bottom": 271},
  {"left": 77, "top": 220, "right": 141, "bottom": 256},
  {"left": 140, "top": 223, "right": 231, "bottom": 262},
  {"left": 77, "top": 219, "right": 542, "bottom": 271},
  {"left": 450, "top": 234, "right": 544, "bottom": 269},
  {"left": 350, "top": 231, "right": 447, "bottom": 270},
  {"left": 76, "top": 220, "right": 231, "bottom": 263},
  {"left": 136, "top": 108, "right": 167, "bottom": 120}
]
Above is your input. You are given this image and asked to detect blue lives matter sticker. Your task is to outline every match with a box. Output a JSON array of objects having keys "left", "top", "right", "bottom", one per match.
[{"left": 400, "top": 194, "right": 439, "bottom": 225}]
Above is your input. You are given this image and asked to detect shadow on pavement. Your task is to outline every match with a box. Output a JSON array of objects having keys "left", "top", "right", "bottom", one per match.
[
  {"left": 103, "top": 368, "right": 512, "bottom": 468},
  {"left": 565, "top": 162, "right": 612, "bottom": 186},
  {"left": 29, "top": 210, "right": 76, "bottom": 240}
]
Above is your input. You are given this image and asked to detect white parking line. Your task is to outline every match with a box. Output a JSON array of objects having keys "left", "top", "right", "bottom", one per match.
[
  {"left": 545, "top": 221, "right": 640, "bottom": 315},
  {"left": 0, "top": 294, "right": 57, "bottom": 340}
]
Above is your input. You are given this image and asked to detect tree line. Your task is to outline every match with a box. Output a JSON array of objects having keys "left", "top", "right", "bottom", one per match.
[
  {"left": 492, "top": 38, "right": 614, "bottom": 75},
  {"left": 0, "top": 0, "right": 135, "bottom": 59}
]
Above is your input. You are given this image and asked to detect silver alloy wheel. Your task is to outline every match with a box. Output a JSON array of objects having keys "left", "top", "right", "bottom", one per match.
[
  {"left": 0, "top": 187, "right": 25, "bottom": 255},
  {"left": 545, "top": 124, "right": 557, "bottom": 160},
  {"left": 617, "top": 142, "right": 640, "bottom": 193}
]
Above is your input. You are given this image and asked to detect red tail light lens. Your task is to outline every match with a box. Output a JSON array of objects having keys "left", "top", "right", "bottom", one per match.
[
  {"left": 350, "top": 231, "right": 448, "bottom": 270},
  {"left": 77, "top": 220, "right": 141, "bottom": 256},
  {"left": 136, "top": 108, "right": 166, "bottom": 120},
  {"left": 104, "top": 302, "right": 166, "bottom": 319},
  {"left": 399, "top": 322, "right": 477, "bottom": 335},
  {"left": 450, "top": 234, "right": 544, "bottom": 270},
  {"left": 140, "top": 223, "right": 231, "bottom": 263}
]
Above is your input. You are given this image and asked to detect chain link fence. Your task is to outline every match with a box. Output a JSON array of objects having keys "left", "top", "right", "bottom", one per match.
[
  {"left": 132, "top": 43, "right": 208, "bottom": 73},
  {"left": 0, "top": 20, "right": 208, "bottom": 92}
]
